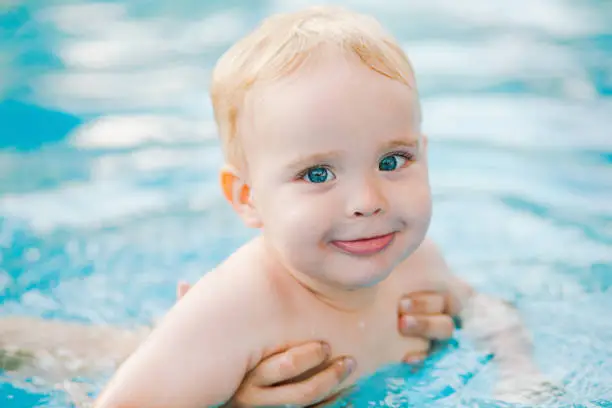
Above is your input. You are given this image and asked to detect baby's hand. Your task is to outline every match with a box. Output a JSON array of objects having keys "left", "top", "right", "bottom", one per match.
[{"left": 494, "top": 372, "right": 565, "bottom": 405}]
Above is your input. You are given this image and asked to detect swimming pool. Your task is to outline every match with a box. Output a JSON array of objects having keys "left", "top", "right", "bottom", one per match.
[{"left": 1, "top": 0, "right": 611, "bottom": 406}]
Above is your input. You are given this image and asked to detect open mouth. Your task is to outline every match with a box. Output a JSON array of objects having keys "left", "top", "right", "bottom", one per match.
[{"left": 331, "top": 232, "right": 395, "bottom": 256}]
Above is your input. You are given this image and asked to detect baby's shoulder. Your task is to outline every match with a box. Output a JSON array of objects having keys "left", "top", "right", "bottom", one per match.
[
  {"left": 387, "top": 237, "right": 449, "bottom": 289},
  {"left": 395, "top": 237, "right": 444, "bottom": 270},
  {"left": 407, "top": 237, "right": 445, "bottom": 266},
  {"left": 199, "top": 237, "right": 289, "bottom": 318}
]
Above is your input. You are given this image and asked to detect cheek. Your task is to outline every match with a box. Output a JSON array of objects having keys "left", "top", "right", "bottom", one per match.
[
  {"left": 393, "top": 170, "right": 433, "bottom": 222},
  {"left": 258, "top": 187, "right": 332, "bottom": 244}
]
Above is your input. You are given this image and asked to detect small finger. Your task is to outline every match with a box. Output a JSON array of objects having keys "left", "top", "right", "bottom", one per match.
[
  {"left": 250, "top": 357, "right": 356, "bottom": 407},
  {"left": 250, "top": 341, "right": 331, "bottom": 386},
  {"left": 399, "top": 293, "right": 445, "bottom": 315},
  {"left": 399, "top": 314, "right": 455, "bottom": 340}
]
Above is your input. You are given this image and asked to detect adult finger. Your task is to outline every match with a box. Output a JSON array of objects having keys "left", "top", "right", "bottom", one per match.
[
  {"left": 176, "top": 281, "right": 191, "bottom": 300},
  {"left": 241, "top": 357, "right": 355, "bottom": 407},
  {"left": 399, "top": 292, "right": 446, "bottom": 315},
  {"left": 399, "top": 314, "right": 455, "bottom": 340},
  {"left": 401, "top": 350, "right": 429, "bottom": 364},
  {"left": 249, "top": 341, "right": 331, "bottom": 386}
]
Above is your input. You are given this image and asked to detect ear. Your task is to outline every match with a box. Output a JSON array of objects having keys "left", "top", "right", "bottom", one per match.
[{"left": 220, "top": 165, "right": 263, "bottom": 228}]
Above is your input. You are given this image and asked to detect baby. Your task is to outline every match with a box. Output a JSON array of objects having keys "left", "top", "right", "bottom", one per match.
[{"left": 94, "top": 6, "right": 558, "bottom": 408}]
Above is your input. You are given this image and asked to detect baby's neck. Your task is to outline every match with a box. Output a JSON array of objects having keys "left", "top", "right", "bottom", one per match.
[
  {"left": 294, "top": 275, "right": 380, "bottom": 313},
  {"left": 257, "top": 237, "right": 380, "bottom": 313}
]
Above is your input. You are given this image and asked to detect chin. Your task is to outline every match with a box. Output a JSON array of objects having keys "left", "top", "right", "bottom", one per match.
[
  {"left": 331, "top": 258, "right": 397, "bottom": 290},
  {"left": 332, "top": 237, "right": 416, "bottom": 289}
]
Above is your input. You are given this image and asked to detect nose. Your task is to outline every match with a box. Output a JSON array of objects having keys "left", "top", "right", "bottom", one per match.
[{"left": 347, "top": 177, "right": 387, "bottom": 218}]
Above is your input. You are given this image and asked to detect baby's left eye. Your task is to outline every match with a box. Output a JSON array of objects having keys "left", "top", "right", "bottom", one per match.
[{"left": 379, "top": 154, "right": 409, "bottom": 171}]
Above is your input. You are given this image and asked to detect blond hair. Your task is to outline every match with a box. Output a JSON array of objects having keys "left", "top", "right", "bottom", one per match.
[{"left": 210, "top": 6, "right": 418, "bottom": 167}]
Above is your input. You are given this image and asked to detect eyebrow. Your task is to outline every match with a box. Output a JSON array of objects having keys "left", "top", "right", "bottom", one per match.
[
  {"left": 384, "top": 138, "right": 420, "bottom": 150},
  {"left": 285, "top": 137, "right": 420, "bottom": 172},
  {"left": 286, "top": 151, "right": 342, "bottom": 172}
]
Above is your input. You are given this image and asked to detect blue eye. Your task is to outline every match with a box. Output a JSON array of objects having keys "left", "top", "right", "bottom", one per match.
[
  {"left": 379, "top": 154, "right": 408, "bottom": 171},
  {"left": 303, "top": 167, "right": 335, "bottom": 183}
]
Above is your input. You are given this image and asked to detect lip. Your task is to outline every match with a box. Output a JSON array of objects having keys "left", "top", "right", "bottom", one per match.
[{"left": 331, "top": 232, "right": 396, "bottom": 256}]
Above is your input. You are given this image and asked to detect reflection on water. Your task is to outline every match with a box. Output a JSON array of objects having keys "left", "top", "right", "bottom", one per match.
[{"left": 1, "top": 0, "right": 611, "bottom": 406}]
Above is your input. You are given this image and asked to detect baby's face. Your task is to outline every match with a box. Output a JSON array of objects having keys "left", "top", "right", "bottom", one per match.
[{"left": 240, "top": 53, "right": 431, "bottom": 289}]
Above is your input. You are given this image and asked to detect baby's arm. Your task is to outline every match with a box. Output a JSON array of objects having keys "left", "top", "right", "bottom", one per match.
[
  {"left": 458, "top": 292, "right": 564, "bottom": 403},
  {"left": 94, "top": 268, "right": 261, "bottom": 408},
  {"left": 0, "top": 316, "right": 148, "bottom": 381},
  {"left": 418, "top": 239, "right": 562, "bottom": 403}
]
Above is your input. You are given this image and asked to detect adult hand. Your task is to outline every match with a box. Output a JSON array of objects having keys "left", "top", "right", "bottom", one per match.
[
  {"left": 176, "top": 281, "right": 354, "bottom": 407},
  {"left": 175, "top": 282, "right": 457, "bottom": 406},
  {"left": 396, "top": 292, "right": 458, "bottom": 362},
  {"left": 226, "top": 343, "right": 355, "bottom": 407}
]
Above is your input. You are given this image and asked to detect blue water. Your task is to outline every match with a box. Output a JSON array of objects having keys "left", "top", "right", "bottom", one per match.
[{"left": 1, "top": 0, "right": 611, "bottom": 406}]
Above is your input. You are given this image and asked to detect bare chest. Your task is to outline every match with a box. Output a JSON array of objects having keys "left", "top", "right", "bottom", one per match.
[
  {"left": 303, "top": 305, "right": 424, "bottom": 381},
  {"left": 265, "top": 279, "right": 436, "bottom": 385}
]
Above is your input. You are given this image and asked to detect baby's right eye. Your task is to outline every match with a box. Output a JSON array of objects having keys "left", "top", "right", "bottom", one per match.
[{"left": 302, "top": 167, "right": 336, "bottom": 183}]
